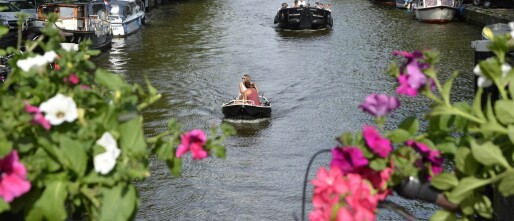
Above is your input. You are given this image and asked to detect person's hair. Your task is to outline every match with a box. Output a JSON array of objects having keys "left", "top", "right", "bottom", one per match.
[
  {"left": 244, "top": 81, "right": 254, "bottom": 88},
  {"left": 243, "top": 74, "right": 251, "bottom": 84}
]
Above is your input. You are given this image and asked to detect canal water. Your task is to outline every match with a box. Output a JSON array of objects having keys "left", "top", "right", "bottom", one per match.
[{"left": 94, "top": 0, "right": 482, "bottom": 220}]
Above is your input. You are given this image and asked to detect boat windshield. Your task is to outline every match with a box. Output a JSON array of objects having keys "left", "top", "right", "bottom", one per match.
[
  {"left": 10, "top": 1, "right": 35, "bottom": 9},
  {"left": 0, "top": 2, "right": 20, "bottom": 12}
]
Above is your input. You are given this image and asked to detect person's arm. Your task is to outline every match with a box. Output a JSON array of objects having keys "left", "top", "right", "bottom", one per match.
[
  {"left": 239, "top": 82, "right": 246, "bottom": 94},
  {"left": 253, "top": 82, "right": 259, "bottom": 94}
]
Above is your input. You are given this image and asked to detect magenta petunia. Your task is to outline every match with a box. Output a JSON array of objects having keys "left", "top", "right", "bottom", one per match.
[
  {"left": 396, "top": 75, "right": 418, "bottom": 96},
  {"left": 24, "top": 102, "right": 51, "bottom": 131},
  {"left": 176, "top": 129, "right": 208, "bottom": 160},
  {"left": 359, "top": 94, "right": 400, "bottom": 117},
  {"left": 406, "top": 140, "right": 444, "bottom": 178},
  {"left": 0, "top": 150, "right": 31, "bottom": 203},
  {"left": 330, "top": 146, "right": 369, "bottom": 174},
  {"left": 363, "top": 125, "right": 392, "bottom": 158},
  {"left": 68, "top": 74, "right": 79, "bottom": 85}
]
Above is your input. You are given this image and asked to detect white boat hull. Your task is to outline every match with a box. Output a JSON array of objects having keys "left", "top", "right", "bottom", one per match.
[
  {"left": 111, "top": 16, "right": 142, "bottom": 36},
  {"left": 414, "top": 6, "right": 456, "bottom": 22}
]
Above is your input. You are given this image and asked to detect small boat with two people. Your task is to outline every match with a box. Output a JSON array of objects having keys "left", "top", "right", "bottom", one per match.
[
  {"left": 222, "top": 75, "right": 271, "bottom": 119},
  {"left": 274, "top": 1, "right": 333, "bottom": 30},
  {"left": 222, "top": 96, "right": 272, "bottom": 119},
  {"left": 412, "top": 0, "right": 458, "bottom": 23},
  {"left": 108, "top": 0, "right": 146, "bottom": 37},
  {"left": 28, "top": 0, "right": 113, "bottom": 51}
]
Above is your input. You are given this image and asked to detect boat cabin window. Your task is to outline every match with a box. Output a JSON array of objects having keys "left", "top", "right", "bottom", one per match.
[
  {"left": 91, "top": 4, "right": 104, "bottom": 15},
  {"left": 58, "top": 7, "right": 75, "bottom": 18},
  {"left": 125, "top": 5, "right": 131, "bottom": 16}
]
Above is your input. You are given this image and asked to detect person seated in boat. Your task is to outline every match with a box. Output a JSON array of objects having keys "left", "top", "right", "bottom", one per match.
[
  {"left": 324, "top": 3, "right": 331, "bottom": 11},
  {"left": 315, "top": 2, "right": 324, "bottom": 9},
  {"left": 298, "top": 0, "right": 307, "bottom": 7},
  {"left": 238, "top": 74, "right": 259, "bottom": 99},
  {"left": 243, "top": 82, "right": 261, "bottom": 106},
  {"left": 281, "top": 2, "right": 288, "bottom": 8},
  {"left": 292, "top": 0, "right": 300, "bottom": 8}
]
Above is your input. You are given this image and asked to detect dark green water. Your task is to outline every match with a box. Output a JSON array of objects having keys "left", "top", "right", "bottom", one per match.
[{"left": 94, "top": 0, "right": 482, "bottom": 220}]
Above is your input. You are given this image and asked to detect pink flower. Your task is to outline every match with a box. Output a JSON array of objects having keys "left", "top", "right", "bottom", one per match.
[
  {"left": 358, "top": 94, "right": 400, "bottom": 117},
  {"left": 393, "top": 50, "right": 435, "bottom": 97},
  {"left": 363, "top": 126, "right": 392, "bottom": 158},
  {"left": 337, "top": 174, "right": 379, "bottom": 221},
  {"left": 310, "top": 167, "right": 348, "bottom": 221},
  {"left": 63, "top": 74, "right": 79, "bottom": 85},
  {"left": 176, "top": 129, "right": 208, "bottom": 160},
  {"left": 81, "top": 84, "right": 91, "bottom": 90},
  {"left": 406, "top": 140, "right": 444, "bottom": 178},
  {"left": 357, "top": 167, "right": 393, "bottom": 200},
  {"left": 0, "top": 150, "right": 31, "bottom": 202},
  {"left": 24, "top": 101, "right": 51, "bottom": 131},
  {"left": 330, "top": 146, "right": 368, "bottom": 174}
]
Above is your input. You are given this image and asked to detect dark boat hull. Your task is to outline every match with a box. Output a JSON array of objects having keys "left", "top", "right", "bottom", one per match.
[
  {"left": 274, "top": 7, "right": 333, "bottom": 30},
  {"left": 222, "top": 103, "right": 271, "bottom": 119}
]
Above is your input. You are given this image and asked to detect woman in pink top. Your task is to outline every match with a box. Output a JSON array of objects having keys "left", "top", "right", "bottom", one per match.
[{"left": 243, "top": 81, "right": 261, "bottom": 106}]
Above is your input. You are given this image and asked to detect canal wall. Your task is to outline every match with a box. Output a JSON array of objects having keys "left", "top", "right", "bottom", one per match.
[{"left": 460, "top": 4, "right": 514, "bottom": 26}]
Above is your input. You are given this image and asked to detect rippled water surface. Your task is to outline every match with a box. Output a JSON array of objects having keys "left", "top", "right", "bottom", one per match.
[{"left": 94, "top": 0, "right": 482, "bottom": 220}]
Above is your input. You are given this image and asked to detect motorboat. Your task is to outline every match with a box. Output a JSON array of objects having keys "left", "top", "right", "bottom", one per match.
[
  {"left": 222, "top": 96, "right": 271, "bottom": 119},
  {"left": 274, "top": 6, "right": 333, "bottom": 30},
  {"left": 108, "top": 0, "right": 145, "bottom": 37},
  {"left": 412, "top": 0, "right": 458, "bottom": 23},
  {"left": 28, "top": 1, "right": 113, "bottom": 50}
]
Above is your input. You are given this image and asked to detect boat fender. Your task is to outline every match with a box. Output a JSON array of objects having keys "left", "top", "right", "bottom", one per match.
[{"left": 288, "top": 18, "right": 300, "bottom": 24}]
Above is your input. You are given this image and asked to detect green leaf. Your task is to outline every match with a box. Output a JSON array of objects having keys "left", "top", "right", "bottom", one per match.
[
  {"left": 388, "top": 128, "right": 411, "bottom": 143},
  {"left": 436, "top": 142, "right": 457, "bottom": 155},
  {"left": 471, "top": 140, "right": 510, "bottom": 168},
  {"left": 455, "top": 147, "right": 479, "bottom": 175},
  {"left": 369, "top": 158, "right": 387, "bottom": 171},
  {"left": 430, "top": 104, "right": 453, "bottom": 117},
  {"left": 98, "top": 184, "right": 138, "bottom": 221},
  {"left": 495, "top": 100, "right": 514, "bottom": 125},
  {"left": 0, "top": 26, "right": 8, "bottom": 36},
  {"left": 119, "top": 117, "right": 146, "bottom": 156},
  {"left": 509, "top": 125, "right": 514, "bottom": 146},
  {"left": 398, "top": 116, "right": 419, "bottom": 136},
  {"left": 441, "top": 71, "right": 459, "bottom": 103},
  {"left": 475, "top": 195, "right": 493, "bottom": 219},
  {"left": 95, "top": 69, "right": 127, "bottom": 90},
  {"left": 472, "top": 87, "right": 485, "bottom": 120},
  {"left": 338, "top": 132, "right": 354, "bottom": 146},
  {"left": 498, "top": 170, "right": 514, "bottom": 197},
  {"left": 429, "top": 209, "right": 457, "bottom": 221},
  {"left": 0, "top": 198, "right": 10, "bottom": 213},
  {"left": 0, "top": 140, "right": 12, "bottom": 158},
  {"left": 167, "top": 158, "right": 182, "bottom": 177},
  {"left": 26, "top": 181, "right": 68, "bottom": 221},
  {"left": 447, "top": 176, "right": 491, "bottom": 204},
  {"left": 431, "top": 173, "right": 459, "bottom": 191},
  {"left": 59, "top": 136, "right": 87, "bottom": 177}
]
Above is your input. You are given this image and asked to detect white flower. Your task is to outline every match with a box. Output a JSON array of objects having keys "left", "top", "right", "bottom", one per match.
[
  {"left": 96, "top": 132, "right": 120, "bottom": 155},
  {"left": 16, "top": 51, "right": 58, "bottom": 72},
  {"left": 473, "top": 64, "right": 493, "bottom": 88},
  {"left": 39, "top": 94, "right": 78, "bottom": 125},
  {"left": 94, "top": 152, "right": 118, "bottom": 175},
  {"left": 94, "top": 132, "right": 121, "bottom": 175},
  {"left": 473, "top": 63, "right": 512, "bottom": 88},
  {"left": 501, "top": 63, "right": 511, "bottom": 78}
]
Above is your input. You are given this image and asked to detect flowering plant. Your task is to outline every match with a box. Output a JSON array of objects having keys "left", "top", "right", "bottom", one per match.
[
  {"left": 309, "top": 26, "right": 514, "bottom": 221},
  {"left": 0, "top": 15, "right": 234, "bottom": 220}
]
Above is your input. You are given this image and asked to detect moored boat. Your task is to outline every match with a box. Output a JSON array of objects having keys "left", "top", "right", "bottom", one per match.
[
  {"left": 108, "top": 0, "right": 145, "bottom": 37},
  {"left": 413, "top": 0, "right": 458, "bottom": 23},
  {"left": 222, "top": 97, "right": 271, "bottom": 119},
  {"left": 274, "top": 6, "right": 333, "bottom": 30},
  {"left": 28, "top": 1, "right": 112, "bottom": 50}
]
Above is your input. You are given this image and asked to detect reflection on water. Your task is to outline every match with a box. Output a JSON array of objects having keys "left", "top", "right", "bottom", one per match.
[
  {"left": 222, "top": 118, "right": 272, "bottom": 137},
  {"left": 93, "top": 0, "right": 483, "bottom": 220}
]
